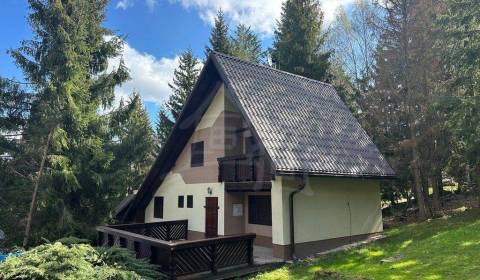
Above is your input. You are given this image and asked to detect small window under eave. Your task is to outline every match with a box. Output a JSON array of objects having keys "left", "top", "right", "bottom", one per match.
[{"left": 191, "top": 141, "right": 204, "bottom": 167}]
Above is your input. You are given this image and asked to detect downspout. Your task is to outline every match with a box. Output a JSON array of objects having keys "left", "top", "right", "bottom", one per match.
[{"left": 289, "top": 174, "right": 306, "bottom": 260}]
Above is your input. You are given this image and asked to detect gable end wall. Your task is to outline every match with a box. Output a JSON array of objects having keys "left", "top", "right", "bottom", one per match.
[{"left": 144, "top": 84, "right": 228, "bottom": 235}]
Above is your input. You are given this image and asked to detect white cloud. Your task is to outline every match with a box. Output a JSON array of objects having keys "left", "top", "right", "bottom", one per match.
[
  {"left": 145, "top": 0, "right": 158, "bottom": 10},
  {"left": 109, "top": 41, "right": 179, "bottom": 105},
  {"left": 171, "top": 0, "right": 355, "bottom": 36},
  {"left": 116, "top": 0, "right": 134, "bottom": 10},
  {"left": 172, "top": 0, "right": 283, "bottom": 36},
  {"left": 115, "top": 0, "right": 158, "bottom": 10},
  {"left": 115, "top": 0, "right": 354, "bottom": 33},
  {"left": 321, "top": 0, "right": 356, "bottom": 23}
]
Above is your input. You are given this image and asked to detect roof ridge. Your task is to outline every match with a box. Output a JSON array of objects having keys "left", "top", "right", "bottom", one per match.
[{"left": 211, "top": 51, "right": 335, "bottom": 89}]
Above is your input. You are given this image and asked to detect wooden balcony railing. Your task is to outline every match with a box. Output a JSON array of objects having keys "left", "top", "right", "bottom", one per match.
[
  {"left": 108, "top": 220, "right": 188, "bottom": 241},
  {"left": 97, "top": 221, "right": 255, "bottom": 279},
  {"left": 218, "top": 155, "right": 272, "bottom": 183}
]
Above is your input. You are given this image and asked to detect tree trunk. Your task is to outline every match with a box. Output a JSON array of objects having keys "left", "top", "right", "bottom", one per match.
[
  {"left": 23, "top": 129, "right": 53, "bottom": 248},
  {"left": 412, "top": 160, "right": 430, "bottom": 219},
  {"left": 398, "top": 0, "right": 431, "bottom": 221},
  {"left": 431, "top": 171, "right": 442, "bottom": 212},
  {"left": 422, "top": 175, "right": 430, "bottom": 207},
  {"left": 410, "top": 127, "right": 431, "bottom": 220},
  {"left": 465, "top": 164, "right": 471, "bottom": 191},
  {"left": 405, "top": 191, "right": 412, "bottom": 216},
  {"left": 475, "top": 165, "right": 480, "bottom": 208}
]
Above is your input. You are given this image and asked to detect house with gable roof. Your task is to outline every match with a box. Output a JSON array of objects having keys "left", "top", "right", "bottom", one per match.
[{"left": 117, "top": 52, "right": 394, "bottom": 261}]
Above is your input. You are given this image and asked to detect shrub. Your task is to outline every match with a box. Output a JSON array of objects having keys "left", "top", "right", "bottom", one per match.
[
  {"left": 56, "top": 236, "right": 91, "bottom": 246},
  {"left": 0, "top": 242, "right": 142, "bottom": 280},
  {"left": 55, "top": 236, "right": 160, "bottom": 279},
  {"left": 96, "top": 246, "right": 161, "bottom": 280}
]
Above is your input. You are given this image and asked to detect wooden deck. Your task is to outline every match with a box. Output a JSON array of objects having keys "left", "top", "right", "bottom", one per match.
[{"left": 97, "top": 220, "right": 256, "bottom": 279}]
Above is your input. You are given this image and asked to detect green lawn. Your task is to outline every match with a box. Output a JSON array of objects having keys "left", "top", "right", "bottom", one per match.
[{"left": 251, "top": 208, "right": 480, "bottom": 280}]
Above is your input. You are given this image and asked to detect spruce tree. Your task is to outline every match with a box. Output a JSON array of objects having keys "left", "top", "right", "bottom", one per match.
[
  {"left": 0, "top": 78, "right": 34, "bottom": 247},
  {"left": 156, "top": 49, "right": 200, "bottom": 150},
  {"left": 155, "top": 105, "right": 174, "bottom": 150},
  {"left": 7, "top": 0, "right": 129, "bottom": 246},
  {"left": 205, "top": 9, "right": 231, "bottom": 56},
  {"left": 230, "top": 24, "right": 264, "bottom": 63},
  {"left": 438, "top": 0, "right": 480, "bottom": 204},
  {"left": 108, "top": 94, "right": 155, "bottom": 198},
  {"left": 167, "top": 49, "right": 200, "bottom": 121},
  {"left": 363, "top": 0, "right": 448, "bottom": 219},
  {"left": 271, "top": 0, "right": 331, "bottom": 81}
]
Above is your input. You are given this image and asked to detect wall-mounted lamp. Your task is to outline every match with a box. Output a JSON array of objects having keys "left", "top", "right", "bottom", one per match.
[{"left": 207, "top": 187, "right": 213, "bottom": 195}]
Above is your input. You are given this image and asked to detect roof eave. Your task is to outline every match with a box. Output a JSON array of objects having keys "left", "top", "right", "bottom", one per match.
[
  {"left": 121, "top": 55, "right": 221, "bottom": 222},
  {"left": 275, "top": 170, "right": 396, "bottom": 180}
]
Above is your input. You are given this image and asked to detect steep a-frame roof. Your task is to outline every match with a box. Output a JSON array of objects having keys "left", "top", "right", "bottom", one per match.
[
  {"left": 122, "top": 52, "right": 394, "bottom": 221},
  {"left": 215, "top": 53, "right": 394, "bottom": 177}
]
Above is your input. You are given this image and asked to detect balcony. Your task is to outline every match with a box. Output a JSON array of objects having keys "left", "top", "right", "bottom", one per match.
[{"left": 217, "top": 155, "right": 273, "bottom": 192}]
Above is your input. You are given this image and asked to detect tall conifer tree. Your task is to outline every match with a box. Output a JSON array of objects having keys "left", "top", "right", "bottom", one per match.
[
  {"left": 6, "top": 0, "right": 130, "bottom": 245},
  {"left": 155, "top": 105, "right": 174, "bottom": 150},
  {"left": 108, "top": 94, "right": 155, "bottom": 197},
  {"left": 205, "top": 9, "right": 231, "bottom": 56},
  {"left": 271, "top": 0, "right": 331, "bottom": 81},
  {"left": 438, "top": 0, "right": 480, "bottom": 204},
  {"left": 156, "top": 49, "right": 200, "bottom": 149},
  {"left": 364, "top": 0, "right": 448, "bottom": 218},
  {"left": 167, "top": 49, "right": 200, "bottom": 121},
  {"left": 230, "top": 24, "right": 264, "bottom": 63}
]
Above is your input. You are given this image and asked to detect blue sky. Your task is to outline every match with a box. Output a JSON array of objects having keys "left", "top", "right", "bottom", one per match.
[{"left": 0, "top": 0, "right": 355, "bottom": 125}]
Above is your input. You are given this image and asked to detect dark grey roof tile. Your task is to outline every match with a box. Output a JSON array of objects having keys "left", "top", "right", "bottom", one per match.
[{"left": 213, "top": 52, "right": 394, "bottom": 177}]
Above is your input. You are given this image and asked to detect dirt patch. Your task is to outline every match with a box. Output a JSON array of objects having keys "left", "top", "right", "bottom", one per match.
[{"left": 383, "top": 194, "right": 480, "bottom": 228}]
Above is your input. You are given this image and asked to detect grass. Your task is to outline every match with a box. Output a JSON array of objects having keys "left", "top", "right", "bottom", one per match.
[{"left": 250, "top": 208, "right": 480, "bottom": 280}]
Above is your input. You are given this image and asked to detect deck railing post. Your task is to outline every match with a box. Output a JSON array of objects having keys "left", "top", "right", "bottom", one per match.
[
  {"left": 168, "top": 249, "right": 176, "bottom": 280},
  {"left": 97, "top": 231, "right": 103, "bottom": 246},
  {"left": 145, "top": 225, "right": 151, "bottom": 237},
  {"left": 247, "top": 238, "right": 254, "bottom": 265},
  {"left": 134, "top": 241, "right": 140, "bottom": 258},
  {"left": 107, "top": 234, "right": 113, "bottom": 246},
  {"left": 211, "top": 243, "right": 218, "bottom": 274},
  {"left": 166, "top": 223, "right": 171, "bottom": 241},
  {"left": 119, "top": 237, "right": 126, "bottom": 247},
  {"left": 183, "top": 220, "right": 188, "bottom": 239}
]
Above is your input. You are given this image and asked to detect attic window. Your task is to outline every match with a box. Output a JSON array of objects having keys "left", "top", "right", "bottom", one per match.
[{"left": 191, "top": 141, "right": 204, "bottom": 167}]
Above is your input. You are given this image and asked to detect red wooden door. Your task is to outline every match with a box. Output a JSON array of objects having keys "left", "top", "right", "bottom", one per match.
[{"left": 205, "top": 197, "right": 218, "bottom": 238}]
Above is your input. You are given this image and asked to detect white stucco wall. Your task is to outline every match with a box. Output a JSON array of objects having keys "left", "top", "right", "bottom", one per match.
[
  {"left": 144, "top": 172, "right": 225, "bottom": 235},
  {"left": 196, "top": 85, "right": 225, "bottom": 130},
  {"left": 271, "top": 176, "right": 290, "bottom": 245},
  {"left": 274, "top": 176, "right": 383, "bottom": 245},
  {"left": 144, "top": 84, "right": 227, "bottom": 235}
]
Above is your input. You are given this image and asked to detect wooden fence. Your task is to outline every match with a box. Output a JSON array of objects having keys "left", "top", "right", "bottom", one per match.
[{"left": 97, "top": 221, "right": 255, "bottom": 279}]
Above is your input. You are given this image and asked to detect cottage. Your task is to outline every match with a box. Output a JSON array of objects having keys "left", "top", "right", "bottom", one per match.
[{"left": 118, "top": 52, "right": 394, "bottom": 262}]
